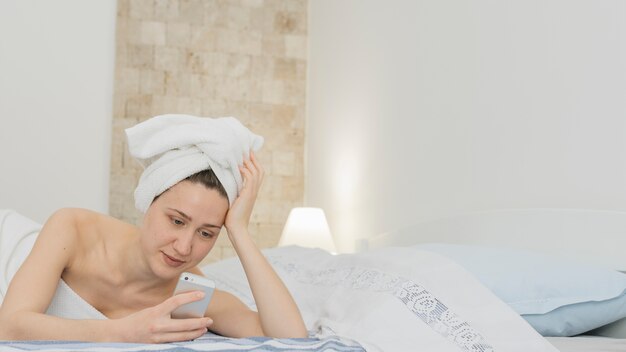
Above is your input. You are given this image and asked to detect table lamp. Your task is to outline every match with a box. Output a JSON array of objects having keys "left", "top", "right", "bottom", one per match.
[{"left": 279, "top": 207, "right": 337, "bottom": 253}]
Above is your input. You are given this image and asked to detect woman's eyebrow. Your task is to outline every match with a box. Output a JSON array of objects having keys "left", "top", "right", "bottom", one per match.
[{"left": 168, "top": 208, "right": 221, "bottom": 228}]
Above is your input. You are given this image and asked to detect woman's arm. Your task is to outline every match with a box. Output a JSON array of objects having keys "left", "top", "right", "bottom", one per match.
[
  {"left": 0, "top": 208, "right": 212, "bottom": 343},
  {"left": 216, "top": 152, "right": 308, "bottom": 338},
  {"left": 0, "top": 208, "right": 111, "bottom": 340}
]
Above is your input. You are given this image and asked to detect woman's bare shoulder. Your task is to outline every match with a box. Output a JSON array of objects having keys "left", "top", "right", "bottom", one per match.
[
  {"left": 44, "top": 207, "right": 102, "bottom": 225},
  {"left": 48, "top": 208, "right": 131, "bottom": 231},
  {"left": 40, "top": 208, "right": 135, "bottom": 249}
]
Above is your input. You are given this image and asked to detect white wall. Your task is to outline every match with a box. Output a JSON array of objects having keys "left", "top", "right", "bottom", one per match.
[
  {"left": 0, "top": 0, "right": 116, "bottom": 223},
  {"left": 307, "top": 0, "right": 626, "bottom": 252}
]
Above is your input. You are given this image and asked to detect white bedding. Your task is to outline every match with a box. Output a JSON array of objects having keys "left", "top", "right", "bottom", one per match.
[
  {"left": 0, "top": 209, "right": 40, "bottom": 304},
  {"left": 202, "top": 246, "right": 558, "bottom": 352},
  {"left": 547, "top": 336, "right": 626, "bottom": 352}
]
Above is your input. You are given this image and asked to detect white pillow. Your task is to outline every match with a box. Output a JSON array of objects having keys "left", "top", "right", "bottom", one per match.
[{"left": 415, "top": 243, "right": 626, "bottom": 337}]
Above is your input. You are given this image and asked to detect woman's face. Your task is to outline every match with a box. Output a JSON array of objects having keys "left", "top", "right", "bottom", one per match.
[{"left": 141, "top": 180, "right": 229, "bottom": 279}]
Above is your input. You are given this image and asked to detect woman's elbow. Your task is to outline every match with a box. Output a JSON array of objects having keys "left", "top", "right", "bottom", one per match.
[
  {"left": 293, "top": 324, "right": 309, "bottom": 338},
  {"left": 0, "top": 312, "right": 19, "bottom": 340},
  {"left": 290, "top": 329, "right": 308, "bottom": 339},
  {"left": 267, "top": 325, "right": 308, "bottom": 339}
]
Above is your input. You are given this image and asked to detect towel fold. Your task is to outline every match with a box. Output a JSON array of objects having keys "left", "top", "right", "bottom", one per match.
[
  {"left": 46, "top": 279, "right": 107, "bottom": 320},
  {"left": 0, "top": 209, "right": 41, "bottom": 304},
  {"left": 125, "top": 114, "right": 264, "bottom": 212}
]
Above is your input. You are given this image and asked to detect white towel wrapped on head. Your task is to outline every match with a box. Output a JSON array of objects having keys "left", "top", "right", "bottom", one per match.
[{"left": 125, "top": 114, "right": 264, "bottom": 213}]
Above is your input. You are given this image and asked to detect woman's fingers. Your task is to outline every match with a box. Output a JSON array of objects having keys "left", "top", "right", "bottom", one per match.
[
  {"left": 250, "top": 151, "right": 265, "bottom": 178},
  {"left": 161, "top": 316, "right": 213, "bottom": 334},
  {"left": 151, "top": 327, "right": 208, "bottom": 343},
  {"left": 240, "top": 154, "right": 263, "bottom": 191},
  {"left": 243, "top": 151, "right": 263, "bottom": 187},
  {"left": 161, "top": 291, "right": 205, "bottom": 315},
  {"left": 243, "top": 157, "right": 258, "bottom": 177},
  {"left": 239, "top": 165, "right": 252, "bottom": 189}
]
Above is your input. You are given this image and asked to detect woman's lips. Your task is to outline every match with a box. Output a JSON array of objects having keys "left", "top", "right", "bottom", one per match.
[{"left": 162, "top": 251, "right": 185, "bottom": 267}]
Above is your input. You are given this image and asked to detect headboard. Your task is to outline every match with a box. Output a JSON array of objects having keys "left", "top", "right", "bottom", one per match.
[{"left": 365, "top": 209, "right": 626, "bottom": 271}]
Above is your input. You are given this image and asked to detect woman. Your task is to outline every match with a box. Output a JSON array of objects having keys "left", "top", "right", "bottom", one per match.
[{"left": 0, "top": 115, "right": 308, "bottom": 342}]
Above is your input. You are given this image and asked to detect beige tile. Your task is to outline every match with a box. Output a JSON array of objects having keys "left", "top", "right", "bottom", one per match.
[
  {"left": 117, "top": 68, "right": 140, "bottom": 95},
  {"left": 271, "top": 175, "right": 304, "bottom": 201},
  {"left": 167, "top": 22, "right": 191, "bottom": 47},
  {"left": 154, "top": 0, "right": 179, "bottom": 21},
  {"left": 151, "top": 94, "right": 179, "bottom": 115},
  {"left": 164, "top": 72, "right": 191, "bottom": 96},
  {"left": 139, "top": 69, "right": 166, "bottom": 95},
  {"left": 117, "top": 0, "right": 130, "bottom": 18},
  {"left": 282, "top": 80, "right": 306, "bottom": 105},
  {"left": 189, "top": 74, "right": 215, "bottom": 98},
  {"left": 272, "top": 150, "right": 297, "bottom": 177},
  {"left": 250, "top": 56, "right": 274, "bottom": 80},
  {"left": 272, "top": 104, "right": 296, "bottom": 125},
  {"left": 129, "top": 0, "right": 154, "bottom": 19},
  {"left": 175, "top": 96, "right": 203, "bottom": 115},
  {"left": 284, "top": 0, "right": 306, "bottom": 13},
  {"left": 273, "top": 58, "right": 297, "bottom": 80},
  {"left": 263, "top": 128, "right": 304, "bottom": 150},
  {"left": 257, "top": 223, "right": 283, "bottom": 248},
  {"left": 269, "top": 200, "right": 298, "bottom": 224},
  {"left": 198, "top": 99, "right": 222, "bottom": 116},
  {"left": 190, "top": 27, "right": 217, "bottom": 51},
  {"left": 204, "top": 52, "right": 230, "bottom": 74},
  {"left": 240, "top": 0, "right": 265, "bottom": 8},
  {"left": 154, "top": 46, "right": 182, "bottom": 71},
  {"left": 226, "top": 54, "right": 251, "bottom": 78},
  {"left": 284, "top": 34, "right": 306, "bottom": 60},
  {"left": 274, "top": 11, "right": 305, "bottom": 35},
  {"left": 215, "top": 29, "right": 262, "bottom": 56},
  {"left": 204, "top": 0, "right": 226, "bottom": 27},
  {"left": 125, "top": 19, "right": 143, "bottom": 45},
  {"left": 112, "top": 92, "right": 126, "bottom": 117},
  {"left": 179, "top": 0, "right": 205, "bottom": 25},
  {"left": 224, "top": 5, "right": 252, "bottom": 31},
  {"left": 115, "top": 23, "right": 129, "bottom": 64},
  {"left": 125, "top": 95, "right": 153, "bottom": 120},
  {"left": 291, "top": 106, "right": 305, "bottom": 130},
  {"left": 140, "top": 21, "right": 166, "bottom": 46},
  {"left": 249, "top": 102, "right": 274, "bottom": 120},
  {"left": 262, "top": 35, "right": 285, "bottom": 57},
  {"left": 127, "top": 45, "right": 154, "bottom": 69}
]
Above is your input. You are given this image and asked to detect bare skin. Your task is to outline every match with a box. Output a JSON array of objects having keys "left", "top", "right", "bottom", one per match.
[{"left": 0, "top": 152, "right": 307, "bottom": 343}]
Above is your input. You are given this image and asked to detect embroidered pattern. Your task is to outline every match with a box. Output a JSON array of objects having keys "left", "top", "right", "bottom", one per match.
[{"left": 272, "top": 260, "right": 495, "bottom": 352}]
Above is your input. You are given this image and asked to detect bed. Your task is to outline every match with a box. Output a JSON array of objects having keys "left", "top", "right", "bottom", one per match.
[
  {"left": 363, "top": 208, "right": 626, "bottom": 352},
  {"left": 1, "top": 208, "right": 625, "bottom": 351}
]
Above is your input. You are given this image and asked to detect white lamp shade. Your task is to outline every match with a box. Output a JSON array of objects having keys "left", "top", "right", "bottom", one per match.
[{"left": 279, "top": 207, "right": 336, "bottom": 252}]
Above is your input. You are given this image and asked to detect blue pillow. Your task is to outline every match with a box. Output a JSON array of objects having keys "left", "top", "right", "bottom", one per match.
[{"left": 415, "top": 243, "right": 626, "bottom": 336}]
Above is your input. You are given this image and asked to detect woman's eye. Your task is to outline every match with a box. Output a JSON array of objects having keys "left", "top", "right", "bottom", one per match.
[
  {"left": 200, "top": 231, "right": 213, "bottom": 238},
  {"left": 172, "top": 218, "right": 184, "bottom": 226}
]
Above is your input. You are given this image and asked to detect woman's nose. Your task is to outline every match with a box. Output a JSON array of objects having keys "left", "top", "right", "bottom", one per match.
[{"left": 173, "top": 231, "right": 193, "bottom": 256}]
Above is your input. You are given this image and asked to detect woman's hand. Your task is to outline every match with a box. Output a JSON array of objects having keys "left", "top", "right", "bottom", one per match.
[
  {"left": 115, "top": 291, "right": 213, "bottom": 343},
  {"left": 225, "top": 151, "right": 265, "bottom": 236}
]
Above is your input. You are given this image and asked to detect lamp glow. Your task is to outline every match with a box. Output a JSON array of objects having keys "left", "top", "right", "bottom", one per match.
[{"left": 279, "top": 207, "right": 336, "bottom": 253}]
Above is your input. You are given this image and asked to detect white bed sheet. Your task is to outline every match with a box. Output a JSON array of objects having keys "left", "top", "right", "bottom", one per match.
[
  {"left": 547, "top": 336, "right": 626, "bottom": 352},
  {"left": 202, "top": 246, "right": 558, "bottom": 352}
]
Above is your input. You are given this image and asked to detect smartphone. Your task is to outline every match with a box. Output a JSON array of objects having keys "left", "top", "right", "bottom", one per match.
[{"left": 171, "top": 272, "right": 215, "bottom": 319}]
